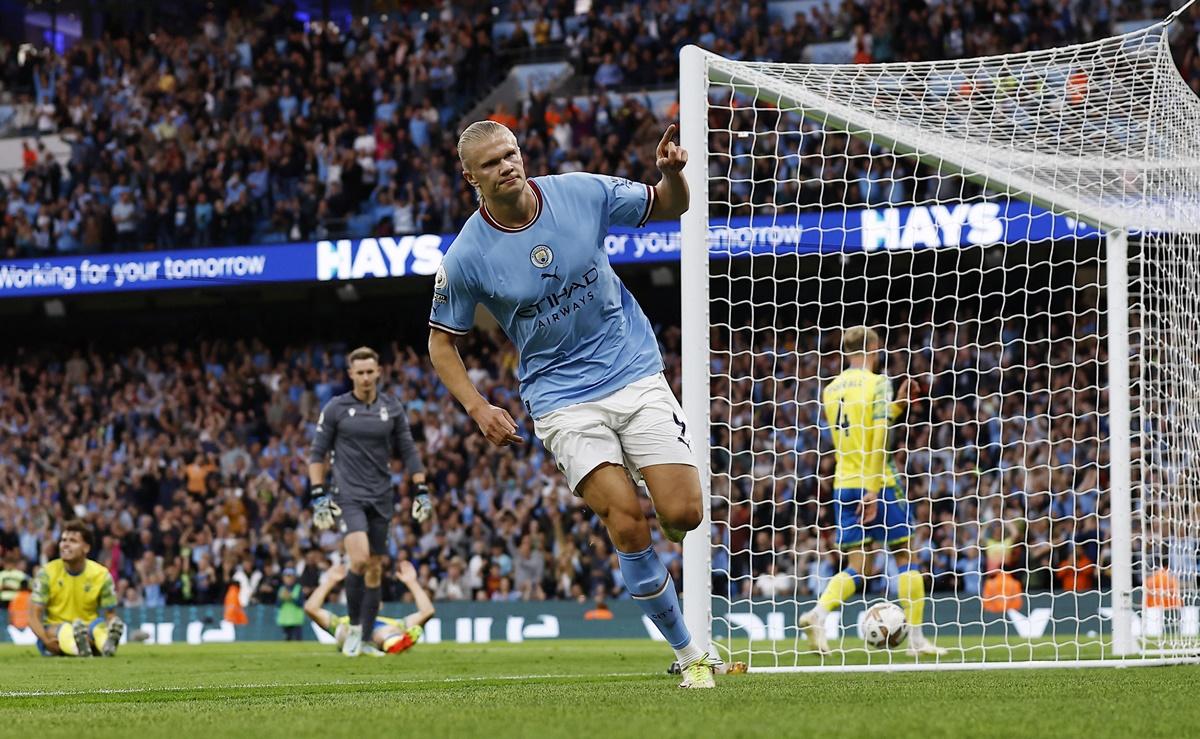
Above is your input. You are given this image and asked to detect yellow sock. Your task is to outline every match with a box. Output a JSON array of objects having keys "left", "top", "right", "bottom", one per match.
[
  {"left": 55, "top": 623, "right": 79, "bottom": 656},
  {"left": 898, "top": 569, "right": 926, "bottom": 628},
  {"left": 92, "top": 622, "right": 109, "bottom": 649},
  {"left": 817, "top": 570, "right": 859, "bottom": 612}
]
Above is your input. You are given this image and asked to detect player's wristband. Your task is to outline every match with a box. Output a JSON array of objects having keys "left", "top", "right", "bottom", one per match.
[{"left": 414, "top": 482, "right": 431, "bottom": 498}]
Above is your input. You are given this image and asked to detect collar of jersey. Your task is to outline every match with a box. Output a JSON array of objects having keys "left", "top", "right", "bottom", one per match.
[
  {"left": 62, "top": 560, "right": 86, "bottom": 576},
  {"left": 480, "top": 179, "right": 543, "bottom": 233},
  {"left": 351, "top": 390, "right": 379, "bottom": 407}
]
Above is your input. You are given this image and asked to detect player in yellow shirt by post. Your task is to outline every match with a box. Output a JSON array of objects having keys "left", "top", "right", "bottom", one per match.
[
  {"left": 799, "top": 327, "right": 946, "bottom": 657},
  {"left": 28, "top": 520, "right": 125, "bottom": 657}
]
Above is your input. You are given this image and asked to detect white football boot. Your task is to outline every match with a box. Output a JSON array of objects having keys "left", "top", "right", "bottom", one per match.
[
  {"left": 341, "top": 624, "right": 363, "bottom": 657},
  {"left": 799, "top": 609, "right": 831, "bottom": 654},
  {"left": 905, "top": 633, "right": 948, "bottom": 657},
  {"left": 678, "top": 655, "right": 716, "bottom": 689}
]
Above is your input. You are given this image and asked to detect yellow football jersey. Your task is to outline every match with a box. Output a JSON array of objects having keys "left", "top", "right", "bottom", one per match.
[
  {"left": 823, "top": 367, "right": 902, "bottom": 491},
  {"left": 31, "top": 559, "right": 116, "bottom": 624}
]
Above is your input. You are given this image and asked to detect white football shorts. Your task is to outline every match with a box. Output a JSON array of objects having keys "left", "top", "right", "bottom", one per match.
[{"left": 533, "top": 372, "right": 697, "bottom": 493}]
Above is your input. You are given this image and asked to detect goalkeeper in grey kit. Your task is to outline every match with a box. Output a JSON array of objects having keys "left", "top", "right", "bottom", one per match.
[{"left": 308, "top": 346, "right": 433, "bottom": 657}]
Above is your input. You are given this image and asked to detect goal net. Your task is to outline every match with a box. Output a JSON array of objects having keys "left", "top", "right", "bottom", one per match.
[{"left": 677, "top": 13, "right": 1200, "bottom": 671}]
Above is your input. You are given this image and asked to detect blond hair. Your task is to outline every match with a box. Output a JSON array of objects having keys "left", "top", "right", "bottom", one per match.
[
  {"left": 456, "top": 120, "right": 516, "bottom": 168},
  {"left": 841, "top": 327, "right": 881, "bottom": 356}
]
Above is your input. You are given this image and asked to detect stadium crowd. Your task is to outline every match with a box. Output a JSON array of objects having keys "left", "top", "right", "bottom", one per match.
[
  {"left": 0, "top": 328, "right": 649, "bottom": 609},
  {"left": 0, "top": 0, "right": 1189, "bottom": 615},
  {"left": 2, "top": 0, "right": 1182, "bottom": 260},
  {"left": 708, "top": 299, "right": 1111, "bottom": 604},
  {"left": 0, "top": 296, "right": 1118, "bottom": 610}
]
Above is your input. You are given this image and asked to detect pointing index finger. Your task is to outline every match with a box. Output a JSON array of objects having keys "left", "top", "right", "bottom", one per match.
[{"left": 659, "top": 124, "right": 677, "bottom": 149}]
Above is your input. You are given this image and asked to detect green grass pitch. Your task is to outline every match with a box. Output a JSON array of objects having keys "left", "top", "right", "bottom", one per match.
[{"left": 2, "top": 640, "right": 1197, "bottom": 738}]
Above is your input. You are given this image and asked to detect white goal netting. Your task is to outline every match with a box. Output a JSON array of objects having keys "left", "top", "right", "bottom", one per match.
[{"left": 680, "top": 13, "right": 1200, "bottom": 670}]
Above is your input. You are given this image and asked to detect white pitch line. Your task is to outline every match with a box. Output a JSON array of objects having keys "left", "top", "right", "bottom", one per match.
[{"left": 0, "top": 671, "right": 651, "bottom": 699}]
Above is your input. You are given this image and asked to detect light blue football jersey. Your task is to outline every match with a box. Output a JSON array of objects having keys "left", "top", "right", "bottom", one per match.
[{"left": 429, "top": 172, "right": 663, "bottom": 418}]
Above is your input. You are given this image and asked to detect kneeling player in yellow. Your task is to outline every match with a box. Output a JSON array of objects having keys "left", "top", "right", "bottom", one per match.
[
  {"left": 304, "top": 560, "right": 435, "bottom": 655},
  {"left": 29, "top": 520, "right": 125, "bottom": 657},
  {"left": 800, "top": 327, "right": 946, "bottom": 657}
]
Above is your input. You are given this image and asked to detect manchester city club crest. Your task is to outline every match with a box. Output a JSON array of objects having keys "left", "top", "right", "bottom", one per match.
[{"left": 530, "top": 244, "right": 554, "bottom": 268}]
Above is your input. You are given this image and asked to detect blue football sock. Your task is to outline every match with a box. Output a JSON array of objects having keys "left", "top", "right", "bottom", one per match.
[{"left": 617, "top": 544, "right": 692, "bottom": 649}]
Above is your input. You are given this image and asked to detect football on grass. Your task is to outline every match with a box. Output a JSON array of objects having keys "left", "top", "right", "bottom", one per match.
[{"left": 862, "top": 601, "right": 909, "bottom": 649}]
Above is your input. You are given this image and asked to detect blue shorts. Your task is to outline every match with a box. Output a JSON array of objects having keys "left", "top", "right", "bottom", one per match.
[{"left": 834, "top": 486, "right": 912, "bottom": 548}]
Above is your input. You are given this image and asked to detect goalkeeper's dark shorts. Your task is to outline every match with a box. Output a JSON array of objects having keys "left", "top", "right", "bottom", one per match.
[{"left": 338, "top": 497, "right": 391, "bottom": 555}]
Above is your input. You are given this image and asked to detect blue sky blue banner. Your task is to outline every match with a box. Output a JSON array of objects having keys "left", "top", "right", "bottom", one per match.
[{"left": 0, "top": 201, "right": 1098, "bottom": 299}]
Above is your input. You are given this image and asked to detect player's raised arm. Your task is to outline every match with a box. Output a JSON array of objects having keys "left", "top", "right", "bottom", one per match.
[
  {"left": 428, "top": 328, "right": 523, "bottom": 447},
  {"left": 397, "top": 560, "right": 436, "bottom": 628},
  {"left": 303, "top": 562, "right": 346, "bottom": 629},
  {"left": 648, "top": 124, "right": 689, "bottom": 221}
]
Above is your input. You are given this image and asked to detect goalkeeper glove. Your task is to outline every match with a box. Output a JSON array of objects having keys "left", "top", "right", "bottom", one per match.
[
  {"left": 412, "top": 482, "right": 433, "bottom": 523},
  {"left": 311, "top": 484, "right": 341, "bottom": 530}
]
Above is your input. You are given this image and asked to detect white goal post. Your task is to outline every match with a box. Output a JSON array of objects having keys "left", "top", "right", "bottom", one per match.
[{"left": 679, "top": 9, "right": 1200, "bottom": 670}]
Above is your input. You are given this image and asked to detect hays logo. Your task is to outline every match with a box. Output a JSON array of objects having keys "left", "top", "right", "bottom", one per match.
[
  {"left": 861, "top": 202, "right": 1005, "bottom": 251},
  {"left": 316, "top": 236, "right": 444, "bottom": 281}
]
